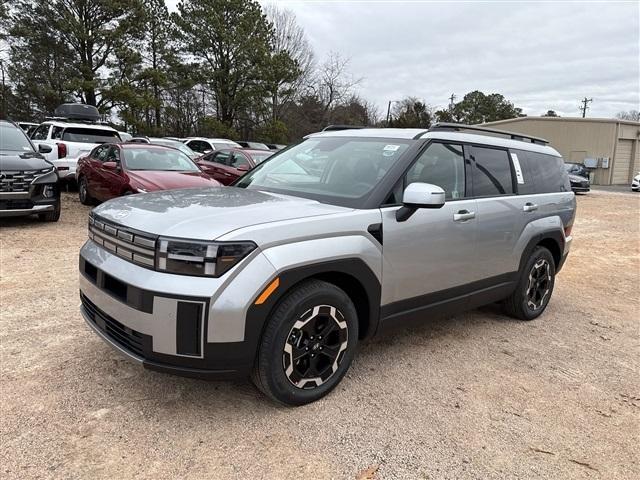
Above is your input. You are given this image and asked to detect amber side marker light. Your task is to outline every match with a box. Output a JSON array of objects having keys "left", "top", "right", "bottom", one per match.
[{"left": 255, "top": 277, "right": 280, "bottom": 305}]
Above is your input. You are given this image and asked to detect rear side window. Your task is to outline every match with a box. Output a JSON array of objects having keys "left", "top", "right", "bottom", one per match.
[
  {"left": 470, "top": 146, "right": 514, "bottom": 196},
  {"left": 522, "top": 151, "right": 570, "bottom": 193},
  {"left": 61, "top": 128, "right": 120, "bottom": 143}
]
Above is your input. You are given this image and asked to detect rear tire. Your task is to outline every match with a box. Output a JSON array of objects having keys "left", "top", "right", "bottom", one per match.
[
  {"left": 78, "top": 176, "right": 94, "bottom": 205},
  {"left": 252, "top": 279, "right": 359, "bottom": 406},
  {"left": 503, "top": 246, "right": 556, "bottom": 320},
  {"left": 38, "top": 201, "right": 61, "bottom": 222}
]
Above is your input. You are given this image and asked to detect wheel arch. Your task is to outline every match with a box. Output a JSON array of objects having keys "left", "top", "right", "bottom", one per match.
[
  {"left": 247, "top": 259, "right": 381, "bottom": 350},
  {"left": 518, "top": 230, "right": 564, "bottom": 273}
]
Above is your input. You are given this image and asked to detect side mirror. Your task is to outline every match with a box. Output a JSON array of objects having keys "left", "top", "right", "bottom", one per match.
[
  {"left": 103, "top": 161, "right": 119, "bottom": 171},
  {"left": 38, "top": 144, "right": 52, "bottom": 154},
  {"left": 237, "top": 164, "right": 250, "bottom": 172},
  {"left": 396, "top": 182, "right": 445, "bottom": 222}
]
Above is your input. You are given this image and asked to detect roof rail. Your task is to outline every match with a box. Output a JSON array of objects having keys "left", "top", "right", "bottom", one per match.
[
  {"left": 322, "top": 124, "right": 366, "bottom": 132},
  {"left": 43, "top": 116, "right": 111, "bottom": 126},
  {"left": 428, "top": 122, "right": 549, "bottom": 145}
]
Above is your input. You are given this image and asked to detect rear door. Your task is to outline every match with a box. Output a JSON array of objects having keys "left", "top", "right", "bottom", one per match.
[
  {"left": 199, "top": 151, "right": 236, "bottom": 184},
  {"left": 381, "top": 141, "right": 478, "bottom": 309},
  {"left": 86, "top": 145, "right": 110, "bottom": 197},
  {"left": 470, "top": 145, "right": 527, "bottom": 280}
]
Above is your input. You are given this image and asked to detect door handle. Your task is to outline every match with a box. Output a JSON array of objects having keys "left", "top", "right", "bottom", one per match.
[
  {"left": 453, "top": 210, "right": 476, "bottom": 222},
  {"left": 523, "top": 202, "right": 538, "bottom": 212}
]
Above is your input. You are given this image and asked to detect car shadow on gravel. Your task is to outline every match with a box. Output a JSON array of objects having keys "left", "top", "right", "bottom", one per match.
[{"left": 81, "top": 303, "right": 519, "bottom": 412}]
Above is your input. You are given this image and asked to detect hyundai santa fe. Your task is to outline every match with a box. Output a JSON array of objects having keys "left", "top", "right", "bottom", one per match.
[{"left": 79, "top": 123, "right": 576, "bottom": 405}]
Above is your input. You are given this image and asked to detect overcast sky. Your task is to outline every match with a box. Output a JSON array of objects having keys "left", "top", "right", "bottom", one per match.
[{"left": 169, "top": 0, "right": 640, "bottom": 118}]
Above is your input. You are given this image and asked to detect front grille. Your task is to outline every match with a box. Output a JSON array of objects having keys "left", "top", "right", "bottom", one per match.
[
  {"left": 0, "top": 169, "right": 51, "bottom": 193},
  {"left": 81, "top": 293, "right": 145, "bottom": 358},
  {"left": 89, "top": 214, "right": 156, "bottom": 268}
]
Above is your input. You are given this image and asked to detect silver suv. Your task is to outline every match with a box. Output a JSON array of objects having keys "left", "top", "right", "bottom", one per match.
[{"left": 79, "top": 124, "right": 575, "bottom": 405}]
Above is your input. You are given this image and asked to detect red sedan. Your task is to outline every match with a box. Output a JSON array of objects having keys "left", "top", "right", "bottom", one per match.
[
  {"left": 76, "top": 143, "right": 221, "bottom": 204},
  {"left": 196, "top": 148, "right": 273, "bottom": 185}
]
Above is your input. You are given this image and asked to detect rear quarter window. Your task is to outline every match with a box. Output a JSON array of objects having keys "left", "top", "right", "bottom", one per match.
[{"left": 521, "top": 151, "right": 570, "bottom": 193}]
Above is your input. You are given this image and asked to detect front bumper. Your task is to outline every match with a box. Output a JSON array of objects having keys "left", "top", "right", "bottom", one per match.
[
  {"left": 0, "top": 175, "right": 60, "bottom": 217},
  {"left": 79, "top": 240, "right": 277, "bottom": 378}
]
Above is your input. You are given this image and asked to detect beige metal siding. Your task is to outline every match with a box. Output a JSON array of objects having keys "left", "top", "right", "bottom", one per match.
[
  {"left": 633, "top": 140, "right": 640, "bottom": 177},
  {"left": 612, "top": 140, "right": 633, "bottom": 184}
]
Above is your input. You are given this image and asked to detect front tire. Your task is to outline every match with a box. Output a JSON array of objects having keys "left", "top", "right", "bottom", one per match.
[
  {"left": 252, "top": 279, "right": 359, "bottom": 406},
  {"left": 38, "top": 201, "right": 61, "bottom": 222},
  {"left": 503, "top": 246, "right": 556, "bottom": 320}
]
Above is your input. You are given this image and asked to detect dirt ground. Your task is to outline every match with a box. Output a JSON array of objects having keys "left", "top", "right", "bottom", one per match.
[{"left": 1, "top": 190, "right": 638, "bottom": 479}]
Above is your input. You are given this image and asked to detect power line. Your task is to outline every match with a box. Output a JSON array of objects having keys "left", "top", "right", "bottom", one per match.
[{"left": 579, "top": 97, "right": 593, "bottom": 118}]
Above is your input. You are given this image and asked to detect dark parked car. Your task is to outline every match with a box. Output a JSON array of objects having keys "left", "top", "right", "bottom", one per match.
[
  {"left": 76, "top": 143, "right": 220, "bottom": 204},
  {"left": 564, "top": 163, "right": 590, "bottom": 193},
  {"left": 0, "top": 120, "right": 60, "bottom": 221},
  {"left": 196, "top": 148, "right": 273, "bottom": 185}
]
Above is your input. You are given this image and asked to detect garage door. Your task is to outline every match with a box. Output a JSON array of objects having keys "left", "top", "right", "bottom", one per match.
[
  {"left": 633, "top": 141, "right": 640, "bottom": 177},
  {"left": 612, "top": 140, "right": 632, "bottom": 184}
]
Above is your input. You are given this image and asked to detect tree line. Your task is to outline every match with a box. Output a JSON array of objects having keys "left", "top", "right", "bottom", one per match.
[{"left": 1, "top": 0, "right": 532, "bottom": 143}]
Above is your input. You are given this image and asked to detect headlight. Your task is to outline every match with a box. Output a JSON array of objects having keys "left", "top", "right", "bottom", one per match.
[{"left": 156, "top": 238, "right": 256, "bottom": 277}]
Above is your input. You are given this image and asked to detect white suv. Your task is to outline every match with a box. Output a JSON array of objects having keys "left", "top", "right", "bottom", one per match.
[
  {"left": 183, "top": 137, "right": 241, "bottom": 154},
  {"left": 30, "top": 120, "right": 121, "bottom": 183}
]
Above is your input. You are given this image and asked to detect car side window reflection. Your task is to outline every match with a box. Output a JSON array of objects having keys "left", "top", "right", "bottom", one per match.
[{"left": 405, "top": 143, "right": 466, "bottom": 200}]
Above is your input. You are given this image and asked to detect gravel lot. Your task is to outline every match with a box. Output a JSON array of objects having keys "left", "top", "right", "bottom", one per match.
[{"left": 1, "top": 189, "right": 638, "bottom": 479}]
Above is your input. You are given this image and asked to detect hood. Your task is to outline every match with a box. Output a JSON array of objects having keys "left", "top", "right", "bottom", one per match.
[
  {"left": 568, "top": 174, "right": 588, "bottom": 183},
  {"left": 0, "top": 151, "right": 52, "bottom": 171},
  {"left": 93, "top": 187, "right": 351, "bottom": 240},
  {"left": 126, "top": 170, "right": 220, "bottom": 191}
]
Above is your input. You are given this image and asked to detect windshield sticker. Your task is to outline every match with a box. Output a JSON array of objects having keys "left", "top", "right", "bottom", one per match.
[
  {"left": 511, "top": 153, "right": 525, "bottom": 184},
  {"left": 383, "top": 144, "right": 400, "bottom": 152}
]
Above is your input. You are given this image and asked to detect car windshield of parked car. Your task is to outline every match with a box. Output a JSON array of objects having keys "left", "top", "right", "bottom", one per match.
[
  {"left": 235, "top": 137, "right": 410, "bottom": 201},
  {"left": 0, "top": 123, "right": 34, "bottom": 152},
  {"left": 61, "top": 128, "right": 120, "bottom": 143},
  {"left": 150, "top": 139, "right": 199, "bottom": 159},
  {"left": 123, "top": 147, "right": 201, "bottom": 172}
]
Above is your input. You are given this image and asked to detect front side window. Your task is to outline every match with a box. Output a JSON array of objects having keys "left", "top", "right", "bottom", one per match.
[
  {"left": 235, "top": 137, "right": 410, "bottom": 203},
  {"left": 187, "top": 140, "right": 208, "bottom": 153},
  {"left": 123, "top": 147, "right": 200, "bottom": 172},
  {"left": 93, "top": 145, "right": 110, "bottom": 162},
  {"left": 405, "top": 142, "right": 466, "bottom": 200},
  {"left": 471, "top": 146, "right": 514, "bottom": 196},
  {"left": 231, "top": 152, "right": 250, "bottom": 168},
  {"left": 106, "top": 146, "right": 120, "bottom": 162},
  {"left": 31, "top": 125, "right": 50, "bottom": 140}
]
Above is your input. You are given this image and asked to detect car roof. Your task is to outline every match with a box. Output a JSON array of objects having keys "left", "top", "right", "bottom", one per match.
[
  {"left": 307, "top": 127, "right": 562, "bottom": 157},
  {"left": 39, "top": 120, "right": 118, "bottom": 131},
  {"left": 186, "top": 137, "right": 238, "bottom": 143}
]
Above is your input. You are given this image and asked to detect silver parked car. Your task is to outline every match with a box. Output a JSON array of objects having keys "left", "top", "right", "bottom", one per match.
[{"left": 79, "top": 123, "right": 576, "bottom": 405}]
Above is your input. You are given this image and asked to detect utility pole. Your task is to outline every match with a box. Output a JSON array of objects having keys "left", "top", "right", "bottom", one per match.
[
  {"left": 579, "top": 97, "right": 593, "bottom": 118},
  {"left": 386, "top": 100, "right": 399, "bottom": 126}
]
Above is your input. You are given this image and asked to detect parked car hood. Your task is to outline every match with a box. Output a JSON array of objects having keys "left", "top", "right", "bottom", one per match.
[
  {"left": 0, "top": 151, "right": 52, "bottom": 171},
  {"left": 126, "top": 170, "right": 220, "bottom": 191},
  {"left": 568, "top": 174, "right": 588, "bottom": 183},
  {"left": 93, "top": 187, "right": 351, "bottom": 240}
]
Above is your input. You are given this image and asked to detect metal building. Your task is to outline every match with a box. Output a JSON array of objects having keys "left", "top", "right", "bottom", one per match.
[{"left": 482, "top": 117, "right": 640, "bottom": 185}]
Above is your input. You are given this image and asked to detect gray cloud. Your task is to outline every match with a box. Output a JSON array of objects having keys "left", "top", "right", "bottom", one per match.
[{"left": 269, "top": 0, "right": 639, "bottom": 118}]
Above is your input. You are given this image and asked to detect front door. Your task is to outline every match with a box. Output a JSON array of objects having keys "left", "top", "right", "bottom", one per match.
[{"left": 381, "top": 141, "right": 478, "bottom": 312}]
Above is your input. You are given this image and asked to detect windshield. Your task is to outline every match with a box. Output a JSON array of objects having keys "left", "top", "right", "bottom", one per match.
[
  {"left": 150, "top": 139, "right": 199, "bottom": 159},
  {"left": 0, "top": 123, "right": 34, "bottom": 152},
  {"left": 123, "top": 147, "right": 201, "bottom": 172},
  {"left": 235, "top": 137, "right": 410, "bottom": 201},
  {"left": 61, "top": 127, "right": 120, "bottom": 143}
]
